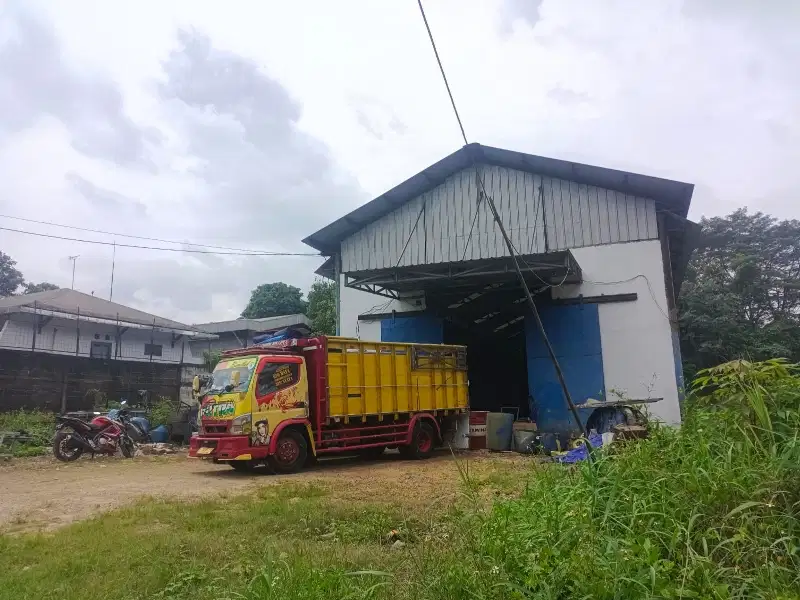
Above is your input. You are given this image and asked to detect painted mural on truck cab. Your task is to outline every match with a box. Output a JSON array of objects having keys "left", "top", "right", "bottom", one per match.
[
  {"left": 199, "top": 353, "right": 309, "bottom": 450},
  {"left": 250, "top": 356, "right": 309, "bottom": 446}
]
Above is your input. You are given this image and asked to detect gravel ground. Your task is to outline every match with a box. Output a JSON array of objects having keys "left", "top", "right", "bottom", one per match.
[{"left": 0, "top": 449, "right": 528, "bottom": 532}]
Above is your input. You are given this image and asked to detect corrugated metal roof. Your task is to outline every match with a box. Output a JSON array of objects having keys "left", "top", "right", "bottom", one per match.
[
  {"left": 303, "top": 143, "right": 694, "bottom": 254},
  {"left": 0, "top": 289, "right": 202, "bottom": 332},
  {"left": 193, "top": 314, "right": 310, "bottom": 334}
]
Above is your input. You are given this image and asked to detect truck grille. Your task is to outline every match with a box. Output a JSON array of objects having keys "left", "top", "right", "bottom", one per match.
[{"left": 203, "top": 425, "right": 228, "bottom": 434}]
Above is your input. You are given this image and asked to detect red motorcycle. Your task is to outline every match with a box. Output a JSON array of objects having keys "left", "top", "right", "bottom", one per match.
[{"left": 53, "top": 405, "right": 136, "bottom": 462}]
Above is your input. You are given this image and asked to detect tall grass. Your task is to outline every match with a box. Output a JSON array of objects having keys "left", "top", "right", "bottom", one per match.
[{"left": 471, "top": 359, "right": 800, "bottom": 599}]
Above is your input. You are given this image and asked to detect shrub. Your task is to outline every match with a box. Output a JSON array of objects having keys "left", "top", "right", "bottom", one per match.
[
  {"left": 467, "top": 359, "right": 800, "bottom": 599},
  {"left": 0, "top": 409, "right": 55, "bottom": 457},
  {"left": 149, "top": 396, "right": 176, "bottom": 428}
]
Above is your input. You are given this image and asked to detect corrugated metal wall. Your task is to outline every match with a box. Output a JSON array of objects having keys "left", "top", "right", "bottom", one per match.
[{"left": 341, "top": 165, "right": 659, "bottom": 272}]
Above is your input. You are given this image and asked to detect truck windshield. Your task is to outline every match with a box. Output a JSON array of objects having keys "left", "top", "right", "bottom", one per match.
[{"left": 207, "top": 358, "right": 257, "bottom": 394}]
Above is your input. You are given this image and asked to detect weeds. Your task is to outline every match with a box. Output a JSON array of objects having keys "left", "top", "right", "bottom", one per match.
[
  {"left": 0, "top": 409, "right": 54, "bottom": 456},
  {"left": 475, "top": 359, "right": 800, "bottom": 598},
  {"left": 1, "top": 359, "right": 799, "bottom": 599}
]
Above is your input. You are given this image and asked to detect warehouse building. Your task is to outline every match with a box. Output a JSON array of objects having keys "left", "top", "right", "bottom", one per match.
[{"left": 303, "top": 144, "right": 698, "bottom": 433}]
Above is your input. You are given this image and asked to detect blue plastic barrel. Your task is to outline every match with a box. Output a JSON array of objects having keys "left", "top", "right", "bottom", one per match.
[{"left": 149, "top": 425, "right": 169, "bottom": 443}]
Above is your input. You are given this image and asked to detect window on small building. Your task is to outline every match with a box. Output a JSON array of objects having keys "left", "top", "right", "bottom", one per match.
[
  {"left": 144, "top": 343, "right": 163, "bottom": 357},
  {"left": 90, "top": 341, "right": 112, "bottom": 360}
]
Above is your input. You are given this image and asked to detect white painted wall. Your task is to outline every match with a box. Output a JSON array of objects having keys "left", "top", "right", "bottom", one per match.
[
  {"left": 338, "top": 277, "right": 424, "bottom": 341},
  {"left": 552, "top": 240, "right": 681, "bottom": 425},
  {"left": 0, "top": 315, "right": 205, "bottom": 364}
]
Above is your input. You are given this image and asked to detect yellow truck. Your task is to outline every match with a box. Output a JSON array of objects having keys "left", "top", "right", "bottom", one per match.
[{"left": 189, "top": 336, "right": 469, "bottom": 473}]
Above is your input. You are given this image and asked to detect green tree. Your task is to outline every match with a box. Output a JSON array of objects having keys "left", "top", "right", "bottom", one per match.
[
  {"left": 241, "top": 282, "right": 307, "bottom": 319},
  {"left": 23, "top": 282, "right": 59, "bottom": 294},
  {"left": 679, "top": 209, "right": 800, "bottom": 378},
  {"left": 0, "top": 251, "right": 24, "bottom": 297},
  {"left": 307, "top": 278, "right": 336, "bottom": 335},
  {"left": 203, "top": 349, "right": 222, "bottom": 371}
]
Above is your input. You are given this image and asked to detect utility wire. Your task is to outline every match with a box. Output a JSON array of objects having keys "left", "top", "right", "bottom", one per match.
[
  {"left": 416, "top": 0, "right": 586, "bottom": 435},
  {"left": 0, "top": 226, "right": 319, "bottom": 257},
  {"left": 416, "top": 0, "right": 468, "bottom": 147},
  {"left": 0, "top": 213, "right": 306, "bottom": 255}
]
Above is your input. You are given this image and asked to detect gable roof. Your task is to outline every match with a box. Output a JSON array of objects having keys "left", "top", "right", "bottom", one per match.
[
  {"left": 0, "top": 289, "right": 201, "bottom": 332},
  {"left": 303, "top": 143, "right": 695, "bottom": 254},
  {"left": 193, "top": 314, "right": 310, "bottom": 334}
]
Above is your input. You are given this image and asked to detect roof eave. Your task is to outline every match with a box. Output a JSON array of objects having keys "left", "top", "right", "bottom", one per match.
[{"left": 9, "top": 306, "right": 216, "bottom": 338}]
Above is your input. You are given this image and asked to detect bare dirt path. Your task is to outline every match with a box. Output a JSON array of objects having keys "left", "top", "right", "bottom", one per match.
[{"left": 0, "top": 450, "right": 527, "bottom": 532}]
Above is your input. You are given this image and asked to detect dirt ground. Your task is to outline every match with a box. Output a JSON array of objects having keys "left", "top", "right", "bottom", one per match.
[{"left": 0, "top": 450, "right": 529, "bottom": 533}]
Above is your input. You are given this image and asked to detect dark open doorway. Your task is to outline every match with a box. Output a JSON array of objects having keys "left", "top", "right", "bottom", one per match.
[{"left": 443, "top": 319, "right": 529, "bottom": 418}]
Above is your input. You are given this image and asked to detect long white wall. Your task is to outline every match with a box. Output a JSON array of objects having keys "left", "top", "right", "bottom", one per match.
[
  {"left": 552, "top": 239, "right": 681, "bottom": 425},
  {"left": 338, "top": 278, "right": 423, "bottom": 341},
  {"left": 0, "top": 315, "right": 204, "bottom": 364}
]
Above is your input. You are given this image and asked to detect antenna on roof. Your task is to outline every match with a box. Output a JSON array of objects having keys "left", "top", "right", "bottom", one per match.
[
  {"left": 109, "top": 241, "right": 116, "bottom": 301},
  {"left": 68, "top": 255, "right": 79, "bottom": 289}
]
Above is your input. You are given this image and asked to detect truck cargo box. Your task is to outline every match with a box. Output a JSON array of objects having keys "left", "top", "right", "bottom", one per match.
[{"left": 325, "top": 337, "right": 468, "bottom": 418}]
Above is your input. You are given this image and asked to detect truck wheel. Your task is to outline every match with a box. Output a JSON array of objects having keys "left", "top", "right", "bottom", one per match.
[
  {"left": 268, "top": 429, "right": 307, "bottom": 474},
  {"left": 402, "top": 422, "right": 436, "bottom": 460}
]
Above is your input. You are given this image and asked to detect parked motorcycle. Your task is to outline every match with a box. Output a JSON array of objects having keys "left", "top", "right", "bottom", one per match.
[
  {"left": 53, "top": 402, "right": 136, "bottom": 462},
  {"left": 107, "top": 407, "right": 151, "bottom": 443}
]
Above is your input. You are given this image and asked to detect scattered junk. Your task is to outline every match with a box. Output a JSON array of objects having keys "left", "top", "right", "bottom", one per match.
[
  {"left": 611, "top": 424, "right": 649, "bottom": 440},
  {"left": 136, "top": 442, "right": 182, "bottom": 456},
  {"left": 555, "top": 432, "right": 605, "bottom": 464},
  {"left": 0, "top": 430, "right": 33, "bottom": 461},
  {"left": 486, "top": 412, "right": 515, "bottom": 451},
  {"left": 467, "top": 411, "right": 488, "bottom": 450},
  {"left": 511, "top": 421, "right": 538, "bottom": 454},
  {"left": 449, "top": 396, "right": 658, "bottom": 461},
  {"left": 149, "top": 425, "right": 170, "bottom": 443}
]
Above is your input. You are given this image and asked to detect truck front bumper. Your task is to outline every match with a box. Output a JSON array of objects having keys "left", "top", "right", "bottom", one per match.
[{"left": 188, "top": 435, "right": 269, "bottom": 461}]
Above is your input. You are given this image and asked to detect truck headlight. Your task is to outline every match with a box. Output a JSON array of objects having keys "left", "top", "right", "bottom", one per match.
[{"left": 230, "top": 414, "right": 252, "bottom": 435}]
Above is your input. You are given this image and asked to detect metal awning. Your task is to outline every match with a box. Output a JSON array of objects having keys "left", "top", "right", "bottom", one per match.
[{"left": 343, "top": 250, "right": 581, "bottom": 299}]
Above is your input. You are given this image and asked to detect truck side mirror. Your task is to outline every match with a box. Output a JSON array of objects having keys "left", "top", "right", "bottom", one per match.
[{"left": 192, "top": 376, "right": 200, "bottom": 394}]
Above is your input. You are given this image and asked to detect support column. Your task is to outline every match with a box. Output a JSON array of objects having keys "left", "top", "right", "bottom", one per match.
[{"left": 60, "top": 368, "right": 68, "bottom": 414}]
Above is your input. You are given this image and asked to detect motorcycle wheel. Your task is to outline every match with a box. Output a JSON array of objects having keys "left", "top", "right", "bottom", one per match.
[
  {"left": 120, "top": 435, "right": 136, "bottom": 459},
  {"left": 53, "top": 431, "right": 84, "bottom": 462}
]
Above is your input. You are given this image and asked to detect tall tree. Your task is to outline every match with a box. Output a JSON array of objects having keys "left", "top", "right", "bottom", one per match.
[
  {"left": 307, "top": 278, "right": 336, "bottom": 335},
  {"left": 241, "top": 282, "right": 307, "bottom": 319},
  {"left": 680, "top": 209, "right": 800, "bottom": 377},
  {"left": 23, "top": 282, "right": 59, "bottom": 294},
  {"left": 0, "top": 251, "right": 24, "bottom": 297}
]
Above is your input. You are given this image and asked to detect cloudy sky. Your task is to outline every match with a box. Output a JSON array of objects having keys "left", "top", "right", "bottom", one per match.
[{"left": 1, "top": 0, "right": 798, "bottom": 324}]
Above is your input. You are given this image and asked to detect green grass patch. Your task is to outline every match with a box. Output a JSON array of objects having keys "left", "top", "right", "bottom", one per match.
[
  {"left": 0, "top": 409, "right": 54, "bottom": 457},
  {"left": 0, "top": 483, "right": 432, "bottom": 600}
]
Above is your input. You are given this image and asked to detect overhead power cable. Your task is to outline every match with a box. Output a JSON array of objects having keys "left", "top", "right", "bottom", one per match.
[
  {"left": 0, "top": 213, "right": 313, "bottom": 255},
  {"left": 416, "top": 0, "right": 586, "bottom": 435},
  {"left": 0, "top": 226, "right": 320, "bottom": 257}
]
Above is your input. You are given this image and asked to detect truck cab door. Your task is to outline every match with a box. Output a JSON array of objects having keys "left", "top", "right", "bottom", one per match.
[{"left": 251, "top": 357, "right": 308, "bottom": 447}]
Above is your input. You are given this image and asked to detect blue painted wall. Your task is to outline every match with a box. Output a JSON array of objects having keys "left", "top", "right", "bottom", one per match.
[
  {"left": 525, "top": 304, "right": 605, "bottom": 434},
  {"left": 381, "top": 315, "right": 444, "bottom": 344}
]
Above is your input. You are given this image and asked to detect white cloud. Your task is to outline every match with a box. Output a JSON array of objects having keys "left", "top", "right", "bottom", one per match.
[{"left": 1, "top": 0, "right": 799, "bottom": 324}]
